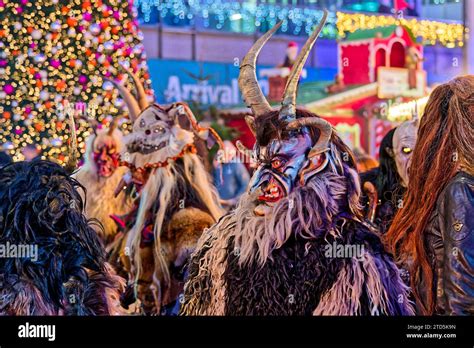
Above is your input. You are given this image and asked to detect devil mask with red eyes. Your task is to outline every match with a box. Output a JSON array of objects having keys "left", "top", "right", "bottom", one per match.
[
  {"left": 72, "top": 118, "right": 133, "bottom": 246},
  {"left": 92, "top": 130, "right": 121, "bottom": 178},
  {"left": 181, "top": 13, "right": 414, "bottom": 316}
]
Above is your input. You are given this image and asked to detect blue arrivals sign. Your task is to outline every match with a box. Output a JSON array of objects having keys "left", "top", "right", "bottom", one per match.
[{"left": 147, "top": 58, "right": 336, "bottom": 107}]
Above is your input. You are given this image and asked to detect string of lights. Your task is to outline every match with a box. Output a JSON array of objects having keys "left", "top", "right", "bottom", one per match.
[
  {"left": 134, "top": 0, "right": 339, "bottom": 37},
  {"left": 337, "top": 12, "right": 465, "bottom": 48},
  {"left": 133, "top": 0, "right": 464, "bottom": 47},
  {"left": 0, "top": 0, "right": 154, "bottom": 163}
]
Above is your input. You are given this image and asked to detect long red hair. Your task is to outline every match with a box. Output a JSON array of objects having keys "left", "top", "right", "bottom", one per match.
[{"left": 384, "top": 75, "right": 474, "bottom": 315}]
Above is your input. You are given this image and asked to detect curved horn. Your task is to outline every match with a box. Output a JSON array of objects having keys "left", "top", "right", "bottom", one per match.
[
  {"left": 245, "top": 115, "right": 256, "bottom": 136},
  {"left": 106, "top": 76, "right": 141, "bottom": 123},
  {"left": 124, "top": 67, "right": 151, "bottom": 110},
  {"left": 65, "top": 112, "right": 78, "bottom": 173},
  {"left": 236, "top": 140, "right": 254, "bottom": 160},
  {"left": 280, "top": 10, "right": 328, "bottom": 120},
  {"left": 107, "top": 118, "right": 118, "bottom": 136},
  {"left": 238, "top": 21, "right": 282, "bottom": 118},
  {"left": 287, "top": 116, "right": 332, "bottom": 156}
]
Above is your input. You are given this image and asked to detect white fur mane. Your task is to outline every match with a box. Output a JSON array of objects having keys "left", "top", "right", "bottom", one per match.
[
  {"left": 125, "top": 151, "right": 224, "bottom": 292},
  {"left": 73, "top": 128, "right": 133, "bottom": 243}
]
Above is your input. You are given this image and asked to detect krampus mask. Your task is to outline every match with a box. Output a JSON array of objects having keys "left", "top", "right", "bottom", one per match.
[
  {"left": 181, "top": 13, "right": 414, "bottom": 316},
  {"left": 109, "top": 68, "right": 221, "bottom": 191},
  {"left": 109, "top": 68, "right": 223, "bottom": 314},
  {"left": 88, "top": 119, "right": 122, "bottom": 178},
  {"left": 72, "top": 115, "right": 132, "bottom": 246},
  {"left": 389, "top": 119, "right": 418, "bottom": 188},
  {"left": 237, "top": 16, "right": 337, "bottom": 217}
]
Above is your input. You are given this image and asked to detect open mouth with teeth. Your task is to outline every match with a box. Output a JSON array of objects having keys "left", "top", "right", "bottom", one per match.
[
  {"left": 258, "top": 179, "right": 284, "bottom": 203},
  {"left": 97, "top": 162, "right": 115, "bottom": 177},
  {"left": 127, "top": 141, "right": 167, "bottom": 154}
]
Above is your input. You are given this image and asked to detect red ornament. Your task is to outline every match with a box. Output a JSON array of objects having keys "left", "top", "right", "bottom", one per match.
[
  {"left": 100, "top": 20, "right": 109, "bottom": 30},
  {"left": 67, "top": 17, "right": 77, "bottom": 27}
]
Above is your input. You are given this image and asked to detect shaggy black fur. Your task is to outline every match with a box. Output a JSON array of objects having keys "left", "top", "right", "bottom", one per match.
[
  {"left": 255, "top": 109, "right": 322, "bottom": 147},
  {"left": 182, "top": 214, "right": 409, "bottom": 315},
  {"left": 359, "top": 128, "right": 405, "bottom": 233},
  {"left": 0, "top": 160, "right": 118, "bottom": 315},
  {"left": 222, "top": 217, "right": 385, "bottom": 315},
  {"left": 224, "top": 234, "right": 342, "bottom": 315}
]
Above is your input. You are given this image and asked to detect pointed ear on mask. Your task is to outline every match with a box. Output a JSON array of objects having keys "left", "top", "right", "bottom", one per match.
[
  {"left": 299, "top": 152, "right": 329, "bottom": 186},
  {"left": 171, "top": 102, "right": 224, "bottom": 151},
  {"left": 201, "top": 127, "right": 223, "bottom": 150},
  {"left": 176, "top": 112, "right": 192, "bottom": 130}
]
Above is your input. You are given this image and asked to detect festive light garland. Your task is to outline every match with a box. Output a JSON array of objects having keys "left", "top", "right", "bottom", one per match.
[
  {"left": 133, "top": 0, "right": 464, "bottom": 47},
  {"left": 0, "top": 0, "right": 154, "bottom": 163},
  {"left": 387, "top": 96, "right": 429, "bottom": 122},
  {"left": 134, "top": 0, "right": 338, "bottom": 37},
  {"left": 336, "top": 12, "right": 465, "bottom": 48}
]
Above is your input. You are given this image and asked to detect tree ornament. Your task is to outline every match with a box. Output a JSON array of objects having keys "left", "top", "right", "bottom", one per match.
[
  {"left": 90, "top": 23, "right": 101, "bottom": 36},
  {"left": 31, "top": 29, "right": 42, "bottom": 40},
  {"left": 51, "top": 21, "right": 61, "bottom": 32}
]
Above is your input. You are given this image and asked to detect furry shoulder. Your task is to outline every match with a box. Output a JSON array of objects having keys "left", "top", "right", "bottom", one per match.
[{"left": 168, "top": 207, "right": 216, "bottom": 234}]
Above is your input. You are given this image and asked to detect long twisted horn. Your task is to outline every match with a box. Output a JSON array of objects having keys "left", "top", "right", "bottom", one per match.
[
  {"left": 124, "top": 67, "right": 151, "bottom": 110},
  {"left": 238, "top": 21, "right": 282, "bottom": 118},
  {"left": 106, "top": 76, "right": 141, "bottom": 123},
  {"left": 107, "top": 117, "right": 118, "bottom": 136},
  {"left": 287, "top": 116, "right": 332, "bottom": 156},
  {"left": 65, "top": 111, "right": 78, "bottom": 173},
  {"left": 280, "top": 10, "right": 328, "bottom": 120}
]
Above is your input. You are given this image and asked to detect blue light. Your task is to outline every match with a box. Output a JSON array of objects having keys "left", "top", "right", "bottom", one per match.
[{"left": 133, "top": 0, "right": 337, "bottom": 38}]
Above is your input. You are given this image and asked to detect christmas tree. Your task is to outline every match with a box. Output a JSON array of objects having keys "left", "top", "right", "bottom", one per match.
[{"left": 0, "top": 0, "right": 153, "bottom": 163}]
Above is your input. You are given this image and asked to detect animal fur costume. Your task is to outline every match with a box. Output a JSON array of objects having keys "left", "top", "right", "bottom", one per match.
[
  {"left": 181, "top": 14, "right": 414, "bottom": 316},
  {"left": 107, "top": 70, "right": 225, "bottom": 314},
  {"left": 360, "top": 120, "right": 418, "bottom": 234},
  {"left": 0, "top": 159, "right": 126, "bottom": 315},
  {"left": 73, "top": 120, "right": 133, "bottom": 246}
]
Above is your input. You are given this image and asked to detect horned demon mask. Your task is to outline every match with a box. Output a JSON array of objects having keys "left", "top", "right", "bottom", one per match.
[
  {"left": 108, "top": 68, "right": 222, "bottom": 189},
  {"left": 83, "top": 119, "right": 122, "bottom": 178},
  {"left": 237, "top": 12, "right": 333, "bottom": 216}
]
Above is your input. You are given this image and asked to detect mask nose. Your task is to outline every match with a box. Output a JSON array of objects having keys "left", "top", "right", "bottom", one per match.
[
  {"left": 99, "top": 148, "right": 108, "bottom": 160},
  {"left": 250, "top": 168, "right": 290, "bottom": 196},
  {"left": 249, "top": 169, "right": 271, "bottom": 194}
]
